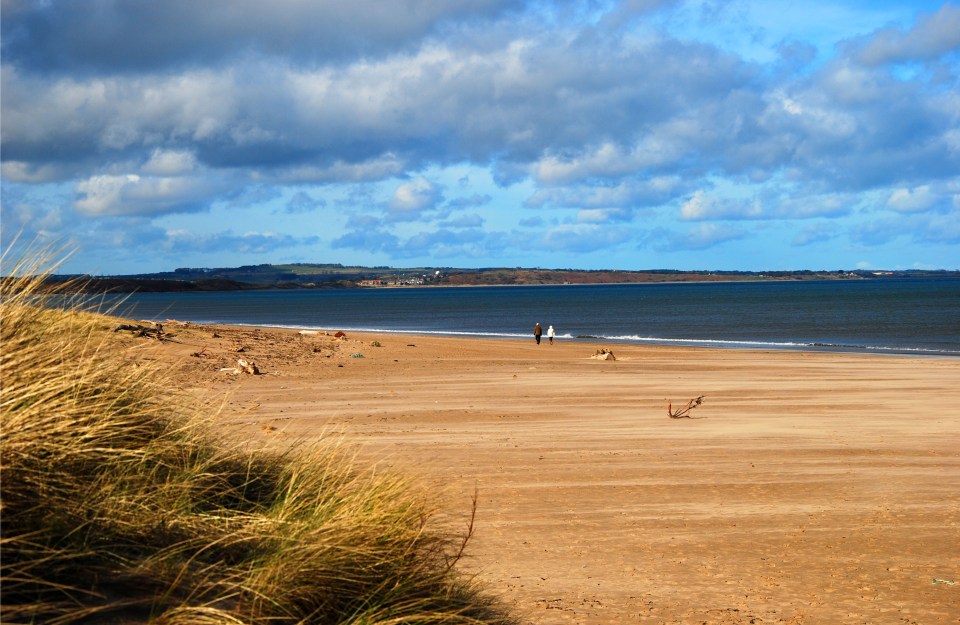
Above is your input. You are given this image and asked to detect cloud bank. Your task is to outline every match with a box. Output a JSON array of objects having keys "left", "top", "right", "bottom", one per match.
[{"left": 2, "top": 0, "right": 958, "bottom": 273}]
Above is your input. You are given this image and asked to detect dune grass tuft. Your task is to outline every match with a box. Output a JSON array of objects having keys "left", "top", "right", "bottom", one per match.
[{"left": 0, "top": 254, "right": 518, "bottom": 625}]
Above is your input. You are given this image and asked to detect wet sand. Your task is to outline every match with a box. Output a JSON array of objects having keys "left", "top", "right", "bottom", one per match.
[{"left": 144, "top": 322, "right": 960, "bottom": 624}]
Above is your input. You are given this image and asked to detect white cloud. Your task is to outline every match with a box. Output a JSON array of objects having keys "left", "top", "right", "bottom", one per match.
[
  {"left": 164, "top": 229, "right": 319, "bottom": 254},
  {"left": 273, "top": 155, "right": 407, "bottom": 184},
  {"left": 669, "top": 223, "right": 744, "bottom": 250},
  {"left": 771, "top": 90, "right": 857, "bottom": 139},
  {"left": 680, "top": 190, "right": 709, "bottom": 220},
  {"left": 679, "top": 191, "right": 764, "bottom": 221},
  {"left": 855, "top": 3, "right": 960, "bottom": 66},
  {"left": 142, "top": 149, "right": 199, "bottom": 176},
  {"left": 388, "top": 177, "right": 442, "bottom": 215},
  {"left": 74, "top": 174, "right": 225, "bottom": 217},
  {"left": 576, "top": 208, "right": 631, "bottom": 224},
  {"left": 531, "top": 142, "right": 645, "bottom": 185},
  {"left": 772, "top": 193, "right": 854, "bottom": 219},
  {"left": 75, "top": 175, "right": 140, "bottom": 216},
  {"left": 887, "top": 185, "right": 938, "bottom": 213}
]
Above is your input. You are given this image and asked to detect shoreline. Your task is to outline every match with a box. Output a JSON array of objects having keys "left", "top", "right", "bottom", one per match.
[
  {"left": 139, "top": 321, "right": 960, "bottom": 624},
  {"left": 110, "top": 277, "right": 960, "bottom": 360},
  {"left": 163, "top": 320, "right": 960, "bottom": 359}
]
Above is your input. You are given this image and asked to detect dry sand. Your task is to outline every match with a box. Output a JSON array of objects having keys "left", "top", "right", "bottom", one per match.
[{"left": 136, "top": 322, "right": 960, "bottom": 624}]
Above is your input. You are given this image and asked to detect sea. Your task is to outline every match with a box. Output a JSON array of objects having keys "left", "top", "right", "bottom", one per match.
[{"left": 102, "top": 278, "right": 960, "bottom": 357}]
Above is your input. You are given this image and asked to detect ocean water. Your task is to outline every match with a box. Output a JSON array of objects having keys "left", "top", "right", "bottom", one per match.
[{"left": 105, "top": 278, "right": 960, "bottom": 356}]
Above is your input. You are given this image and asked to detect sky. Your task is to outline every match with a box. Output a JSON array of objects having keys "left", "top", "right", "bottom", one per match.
[{"left": 2, "top": 0, "right": 958, "bottom": 275}]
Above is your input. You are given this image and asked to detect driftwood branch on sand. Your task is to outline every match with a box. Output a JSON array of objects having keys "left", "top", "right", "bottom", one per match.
[
  {"left": 218, "top": 358, "right": 262, "bottom": 375},
  {"left": 237, "top": 358, "right": 260, "bottom": 375},
  {"left": 591, "top": 348, "right": 616, "bottom": 360},
  {"left": 113, "top": 322, "right": 166, "bottom": 339},
  {"left": 668, "top": 395, "right": 705, "bottom": 419}
]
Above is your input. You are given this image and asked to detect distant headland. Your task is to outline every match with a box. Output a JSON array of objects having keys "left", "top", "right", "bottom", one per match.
[{"left": 35, "top": 263, "right": 960, "bottom": 293}]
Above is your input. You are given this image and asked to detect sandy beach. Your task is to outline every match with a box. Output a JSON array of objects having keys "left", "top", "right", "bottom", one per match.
[{"left": 137, "top": 322, "right": 960, "bottom": 624}]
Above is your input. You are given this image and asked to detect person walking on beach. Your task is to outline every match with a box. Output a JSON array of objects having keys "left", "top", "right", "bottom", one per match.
[
  {"left": 534, "top": 322, "right": 542, "bottom": 345},
  {"left": 547, "top": 325, "right": 555, "bottom": 344}
]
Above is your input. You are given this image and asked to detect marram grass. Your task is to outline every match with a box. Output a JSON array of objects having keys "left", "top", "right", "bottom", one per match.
[{"left": 0, "top": 256, "right": 517, "bottom": 625}]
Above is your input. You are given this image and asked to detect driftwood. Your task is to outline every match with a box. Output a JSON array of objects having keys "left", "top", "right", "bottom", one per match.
[
  {"left": 668, "top": 395, "right": 705, "bottom": 419},
  {"left": 237, "top": 358, "right": 260, "bottom": 375},
  {"left": 219, "top": 358, "right": 261, "bottom": 375},
  {"left": 114, "top": 323, "right": 164, "bottom": 339}
]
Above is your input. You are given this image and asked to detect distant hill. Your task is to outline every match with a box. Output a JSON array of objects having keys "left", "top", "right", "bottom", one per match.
[{"left": 43, "top": 264, "right": 959, "bottom": 292}]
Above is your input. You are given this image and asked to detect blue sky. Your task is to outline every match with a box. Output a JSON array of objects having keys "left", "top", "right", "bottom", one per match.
[{"left": 2, "top": 0, "right": 958, "bottom": 275}]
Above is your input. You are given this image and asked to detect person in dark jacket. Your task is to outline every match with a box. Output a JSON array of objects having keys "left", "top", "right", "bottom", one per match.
[{"left": 534, "top": 322, "right": 542, "bottom": 345}]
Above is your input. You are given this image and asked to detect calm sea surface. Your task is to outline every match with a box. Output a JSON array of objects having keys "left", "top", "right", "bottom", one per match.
[{"left": 105, "top": 278, "right": 960, "bottom": 356}]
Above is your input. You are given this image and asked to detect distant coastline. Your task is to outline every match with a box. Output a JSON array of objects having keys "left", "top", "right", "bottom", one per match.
[{"left": 37, "top": 264, "right": 960, "bottom": 293}]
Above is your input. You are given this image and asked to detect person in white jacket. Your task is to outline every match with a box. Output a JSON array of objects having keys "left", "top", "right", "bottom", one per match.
[{"left": 547, "top": 325, "right": 556, "bottom": 344}]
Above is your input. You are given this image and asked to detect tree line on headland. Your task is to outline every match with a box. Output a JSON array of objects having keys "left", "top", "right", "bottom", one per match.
[{"left": 27, "top": 263, "right": 960, "bottom": 293}]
